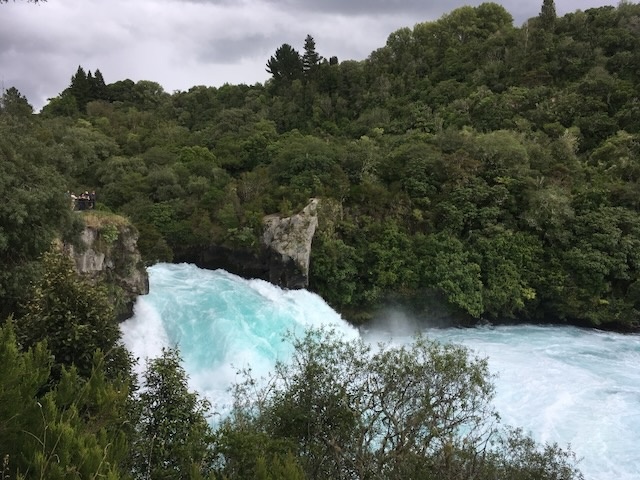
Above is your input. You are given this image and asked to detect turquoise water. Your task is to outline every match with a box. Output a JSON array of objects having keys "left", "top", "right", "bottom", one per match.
[{"left": 121, "top": 263, "right": 640, "bottom": 480}]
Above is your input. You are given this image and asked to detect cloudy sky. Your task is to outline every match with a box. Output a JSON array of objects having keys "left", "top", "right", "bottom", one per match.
[{"left": 1, "top": 0, "right": 618, "bottom": 110}]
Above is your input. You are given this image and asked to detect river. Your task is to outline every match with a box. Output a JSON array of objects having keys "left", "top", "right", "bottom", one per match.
[{"left": 121, "top": 263, "right": 640, "bottom": 480}]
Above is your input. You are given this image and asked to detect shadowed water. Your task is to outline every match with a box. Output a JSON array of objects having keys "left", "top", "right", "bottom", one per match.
[{"left": 121, "top": 263, "right": 640, "bottom": 480}]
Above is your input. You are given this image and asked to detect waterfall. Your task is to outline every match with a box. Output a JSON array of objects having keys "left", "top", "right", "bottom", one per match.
[{"left": 122, "top": 263, "right": 640, "bottom": 480}]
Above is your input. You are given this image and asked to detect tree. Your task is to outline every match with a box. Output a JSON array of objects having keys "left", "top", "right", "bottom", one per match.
[
  {"left": 0, "top": 320, "right": 52, "bottom": 473},
  {"left": 107, "top": 78, "right": 136, "bottom": 104},
  {"left": 132, "top": 348, "right": 215, "bottom": 480},
  {"left": 472, "top": 229, "right": 542, "bottom": 318},
  {"left": 15, "top": 249, "right": 131, "bottom": 382},
  {"left": 89, "top": 68, "right": 109, "bottom": 101},
  {"left": 302, "top": 35, "right": 322, "bottom": 76},
  {"left": 266, "top": 44, "right": 303, "bottom": 86},
  {"left": 218, "top": 329, "right": 583, "bottom": 480},
  {"left": 268, "top": 132, "right": 348, "bottom": 205},
  {"left": 40, "top": 91, "right": 79, "bottom": 117},
  {"left": 539, "top": 0, "right": 557, "bottom": 29},
  {"left": 68, "top": 65, "right": 91, "bottom": 110},
  {"left": 0, "top": 322, "right": 132, "bottom": 479},
  {"left": 133, "top": 80, "right": 169, "bottom": 110},
  {"left": 0, "top": 86, "right": 33, "bottom": 117},
  {"left": 0, "top": 126, "right": 81, "bottom": 317},
  {"left": 415, "top": 232, "right": 484, "bottom": 317}
]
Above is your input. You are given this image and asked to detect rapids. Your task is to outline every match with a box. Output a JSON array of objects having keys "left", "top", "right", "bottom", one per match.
[{"left": 121, "top": 263, "right": 640, "bottom": 480}]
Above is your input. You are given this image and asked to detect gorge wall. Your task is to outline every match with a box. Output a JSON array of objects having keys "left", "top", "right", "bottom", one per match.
[{"left": 65, "top": 214, "right": 149, "bottom": 321}]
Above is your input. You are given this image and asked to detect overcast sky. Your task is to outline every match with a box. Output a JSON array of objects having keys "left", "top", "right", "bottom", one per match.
[{"left": 1, "top": 0, "right": 618, "bottom": 111}]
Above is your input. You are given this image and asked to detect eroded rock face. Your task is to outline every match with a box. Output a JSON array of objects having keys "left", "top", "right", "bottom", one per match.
[
  {"left": 66, "top": 221, "right": 149, "bottom": 321},
  {"left": 73, "top": 228, "right": 106, "bottom": 272},
  {"left": 262, "top": 198, "right": 319, "bottom": 289},
  {"left": 178, "top": 199, "right": 320, "bottom": 290}
]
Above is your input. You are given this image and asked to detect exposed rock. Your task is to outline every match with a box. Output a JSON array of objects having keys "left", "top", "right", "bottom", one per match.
[
  {"left": 187, "top": 244, "right": 268, "bottom": 282},
  {"left": 73, "top": 228, "right": 106, "bottom": 272},
  {"left": 180, "top": 199, "right": 321, "bottom": 290},
  {"left": 262, "top": 198, "right": 319, "bottom": 289},
  {"left": 65, "top": 215, "right": 149, "bottom": 321}
]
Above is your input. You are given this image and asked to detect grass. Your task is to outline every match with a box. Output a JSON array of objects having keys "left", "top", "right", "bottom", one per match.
[{"left": 81, "top": 210, "right": 132, "bottom": 229}]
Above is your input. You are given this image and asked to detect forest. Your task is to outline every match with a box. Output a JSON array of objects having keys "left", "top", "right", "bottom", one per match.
[
  {"left": 4, "top": 1, "right": 640, "bottom": 330},
  {"left": 1, "top": 0, "right": 639, "bottom": 477}
]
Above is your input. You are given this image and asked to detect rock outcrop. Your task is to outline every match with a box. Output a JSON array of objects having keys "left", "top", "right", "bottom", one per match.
[
  {"left": 183, "top": 199, "right": 320, "bottom": 289},
  {"left": 263, "top": 198, "right": 319, "bottom": 289},
  {"left": 65, "top": 214, "right": 149, "bottom": 321}
]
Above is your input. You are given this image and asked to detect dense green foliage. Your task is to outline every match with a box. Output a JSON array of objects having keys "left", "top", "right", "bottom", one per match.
[
  {"left": 216, "top": 329, "right": 583, "bottom": 480},
  {"left": 0, "top": 102, "right": 83, "bottom": 317},
  {"left": 0, "top": 322, "right": 131, "bottom": 479},
  {"left": 15, "top": 250, "right": 132, "bottom": 380},
  {"left": 5, "top": 1, "right": 638, "bottom": 328},
  {"left": 1, "top": 247, "right": 214, "bottom": 479},
  {"left": 132, "top": 348, "right": 215, "bottom": 479}
]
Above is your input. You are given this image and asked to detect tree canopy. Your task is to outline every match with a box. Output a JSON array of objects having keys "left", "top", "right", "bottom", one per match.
[
  {"left": 266, "top": 43, "right": 304, "bottom": 88},
  {"left": 6, "top": 2, "right": 640, "bottom": 330}
]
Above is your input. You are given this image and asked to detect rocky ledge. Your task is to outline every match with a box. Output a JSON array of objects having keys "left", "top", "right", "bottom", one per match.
[{"left": 65, "top": 213, "right": 149, "bottom": 321}]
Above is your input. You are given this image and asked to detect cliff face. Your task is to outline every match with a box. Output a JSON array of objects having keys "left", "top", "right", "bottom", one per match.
[
  {"left": 66, "top": 215, "right": 149, "bottom": 321},
  {"left": 185, "top": 199, "right": 320, "bottom": 289}
]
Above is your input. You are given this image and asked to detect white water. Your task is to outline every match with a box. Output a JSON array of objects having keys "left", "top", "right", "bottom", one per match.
[{"left": 121, "top": 263, "right": 640, "bottom": 480}]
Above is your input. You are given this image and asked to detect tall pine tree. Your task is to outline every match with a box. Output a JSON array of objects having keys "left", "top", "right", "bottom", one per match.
[
  {"left": 68, "top": 65, "right": 90, "bottom": 110},
  {"left": 539, "top": 0, "right": 556, "bottom": 29},
  {"left": 0, "top": 86, "right": 33, "bottom": 117},
  {"left": 85, "top": 68, "right": 109, "bottom": 101},
  {"left": 302, "top": 34, "right": 322, "bottom": 77},
  {"left": 92, "top": 68, "right": 108, "bottom": 100}
]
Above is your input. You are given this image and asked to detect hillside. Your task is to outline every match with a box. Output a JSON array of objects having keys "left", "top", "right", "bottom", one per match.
[{"left": 3, "top": 1, "right": 640, "bottom": 330}]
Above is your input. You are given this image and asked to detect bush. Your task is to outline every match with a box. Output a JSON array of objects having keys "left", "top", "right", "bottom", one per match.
[{"left": 215, "top": 328, "right": 583, "bottom": 480}]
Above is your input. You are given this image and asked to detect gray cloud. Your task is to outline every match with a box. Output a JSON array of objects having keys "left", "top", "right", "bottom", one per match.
[
  {"left": 196, "top": 33, "right": 274, "bottom": 64},
  {"left": 184, "top": 0, "right": 615, "bottom": 22},
  {"left": 0, "top": 0, "right": 618, "bottom": 111},
  {"left": 262, "top": 0, "right": 442, "bottom": 16}
]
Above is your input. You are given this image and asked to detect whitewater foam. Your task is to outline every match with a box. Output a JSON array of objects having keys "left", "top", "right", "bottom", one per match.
[
  {"left": 121, "top": 263, "right": 358, "bottom": 414},
  {"left": 121, "top": 263, "right": 640, "bottom": 480}
]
